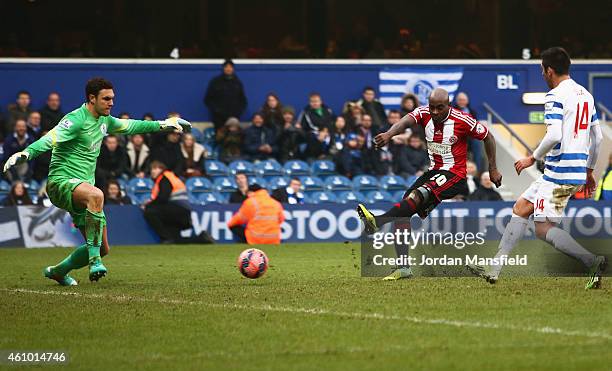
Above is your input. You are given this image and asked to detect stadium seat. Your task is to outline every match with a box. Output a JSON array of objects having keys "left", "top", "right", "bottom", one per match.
[
  {"left": 190, "top": 127, "right": 204, "bottom": 143},
  {"left": 188, "top": 192, "right": 204, "bottom": 206},
  {"left": 324, "top": 175, "right": 352, "bottom": 191},
  {"left": 248, "top": 176, "right": 268, "bottom": 189},
  {"left": 365, "top": 190, "right": 392, "bottom": 204},
  {"left": 0, "top": 180, "right": 11, "bottom": 197},
  {"left": 197, "top": 191, "right": 226, "bottom": 205},
  {"left": 379, "top": 175, "right": 407, "bottom": 191},
  {"left": 311, "top": 160, "right": 336, "bottom": 176},
  {"left": 213, "top": 176, "right": 237, "bottom": 193},
  {"left": 185, "top": 177, "right": 213, "bottom": 195},
  {"left": 298, "top": 175, "right": 325, "bottom": 191},
  {"left": 406, "top": 175, "right": 419, "bottom": 187},
  {"left": 352, "top": 175, "right": 379, "bottom": 191},
  {"left": 130, "top": 193, "right": 151, "bottom": 206},
  {"left": 283, "top": 160, "right": 310, "bottom": 176},
  {"left": 336, "top": 190, "right": 366, "bottom": 204},
  {"left": 305, "top": 191, "right": 337, "bottom": 204},
  {"left": 202, "top": 127, "right": 216, "bottom": 144},
  {"left": 203, "top": 144, "right": 218, "bottom": 160},
  {"left": 392, "top": 190, "right": 408, "bottom": 201},
  {"left": 254, "top": 159, "right": 283, "bottom": 176},
  {"left": 228, "top": 160, "right": 255, "bottom": 175},
  {"left": 204, "top": 160, "right": 229, "bottom": 177},
  {"left": 23, "top": 180, "right": 39, "bottom": 195},
  {"left": 266, "top": 176, "right": 290, "bottom": 191},
  {"left": 127, "top": 178, "right": 154, "bottom": 202},
  {"left": 117, "top": 178, "right": 128, "bottom": 192}
]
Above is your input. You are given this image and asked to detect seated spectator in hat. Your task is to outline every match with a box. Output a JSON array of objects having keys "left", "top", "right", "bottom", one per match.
[
  {"left": 341, "top": 102, "right": 364, "bottom": 133},
  {"left": 104, "top": 179, "right": 132, "bottom": 205},
  {"left": 95, "top": 134, "right": 127, "bottom": 188},
  {"left": 26, "top": 111, "right": 43, "bottom": 139},
  {"left": 126, "top": 134, "right": 150, "bottom": 179},
  {"left": 2, "top": 180, "right": 33, "bottom": 206},
  {"left": 468, "top": 172, "right": 503, "bottom": 201},
  {"left": 357, "top": 86, "right": 387, "bottom": 131},
  {"left": 4, "top": 91, "right": 32, "bottom": 138},
  {"left": 229, "top": 172, "right": 250, "bottom": 204},
  {"left": 217, "top": 117, "right": 243, "bottom": 163},
  {"left": 272, "top": 178, "right": 304, "bottom": 204},
  {"left": 278, "top": 107, "right": 305, "bottom": 162},
  {"left": 181, "top": 133, "right": 206, "bottom": 178},
  {"left": 39, "top": 92, "right": 64, "bottom": 131},
  {"left": 3, "top": 119, "right": 34, "bottom": 182},
  {"left": 243, "top": 113, "right": 277, "bottom": 161}
]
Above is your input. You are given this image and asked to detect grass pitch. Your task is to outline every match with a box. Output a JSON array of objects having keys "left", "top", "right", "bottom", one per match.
[{"left": 1, "top": 243, "right": 611, "bottom": 371}]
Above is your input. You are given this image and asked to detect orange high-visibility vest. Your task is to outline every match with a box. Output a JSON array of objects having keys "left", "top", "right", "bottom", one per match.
[
  {"left": 227, "top": 189, "right": 285, "bottom": 244},
  {"left": 151, "top": 170, "right": 188, "bottom": 202}
]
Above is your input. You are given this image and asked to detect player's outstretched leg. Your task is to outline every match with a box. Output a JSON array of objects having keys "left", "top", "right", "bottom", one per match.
[
  {"left": 43, "top": 243, "right": 89, "bottom": 286},
  {"left": 357, "top": 191, "right": 423, "bottom": 236}
]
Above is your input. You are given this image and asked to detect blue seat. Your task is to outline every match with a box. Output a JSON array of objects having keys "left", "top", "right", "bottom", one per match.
[
  {"left": 213, "top": 176, "right": 237, "bottom": 193},
  {"left": 311, "top": 160, "right": 336, "bottom": 176},
  {"left": 131, "top": 193, "right": 151, "bottom": 206},
  {"left": 117, "top": 178, "right": 128, "bottom": 192},
  {"left": 202, "top": 127, "right": 216, "bottom": 144},
  {"left": 254, "top": 159, "right": 283, "bottom": 176},
  {"left": 298, "top": 175, "right": 324, "bottom": 191},
  {"left": 127, "top": 178, "right": 154, "bottom": 202},
  {"left": 406, "top": 175, "right": 419, "bottom": 187},
  {"left": 188, "top": 192, "right": 204, "bottom": 206},
  {"left": 379, "top": 175, "right": 407, "bottom": 191},
  {"left": 190, "top": 127, "right": 204, "bottom": 143},
  {"left": 392, "top": 190, "right": 408, "bottom": 201},
  {"left": 197, "top": 191, "right": 226, "bottom": 205},
  {"left": 204, "top": 160, "right": 229, "bottom": 177},
  {"left": 267, "top": 176, "right": 290, "bottom": 191},
  {"left": 305, "top": 191, "right": 337, "bottom": 204},
  {"left": 229, "top": 160, "right": 255, "bottom": 175},
  {"left": 0, "top": 180, "right": 10, "bottom": 197},
  {"left": 336, "top": 190, "right": 366, "bottom": 204},
  {"left": 365, "top": 190, "right": 392, "bottom": 204},
  {"left": 324, "top": 175, "right": 352, "bottom": 191},
  {"left": 24, "top": 180, "right": 40, "bottom": 195},
  {"left": 185, "top": 177, "right": 213, "bottom": 195},
  {"left": 352, "top": 175, "right": 379, "bottom": 191},
  {"left": 248, "top": 176, "right": 268, "bottom": 189},
  {"left": 283, "top": 160, "right": 310, "bottom": 176},
  {"left": 203, "top": 144, "right": 218, "bottom": 160}
]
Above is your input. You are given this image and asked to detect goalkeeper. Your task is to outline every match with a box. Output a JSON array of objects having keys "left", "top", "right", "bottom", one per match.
[{"left": 3, "top": 77, "right": 191, "bottom": 285}]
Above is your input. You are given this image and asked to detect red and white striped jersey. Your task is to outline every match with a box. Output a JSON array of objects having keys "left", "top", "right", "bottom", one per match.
[{"left": 408, "top": 106, "right": 488, "bottom": 178}]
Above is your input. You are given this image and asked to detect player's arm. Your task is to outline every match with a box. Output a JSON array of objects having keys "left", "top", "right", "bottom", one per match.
[
  {"left": 374, "top": 111, "right": 418, "bottom": 148},
  {"left": 483, "top": 133, "right": 502, "bottom": 187},
  {"left": 515, "top": 96, "right": 563, "bottom": 175},
  {"left": 108, "top": 116, "right": 191, "bottom": 135},
  {"left": 585, "top": 111, "right": 603, "bottom": 195},
  {"left": 3, "top": 117, "right": 80, "bottom": 173},
  {"left": 227, "top": 200, "right": 253, "bottom": 228}
]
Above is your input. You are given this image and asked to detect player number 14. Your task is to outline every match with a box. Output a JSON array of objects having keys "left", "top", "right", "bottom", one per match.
[{"left": 574, "top": 102, "right": 589, "bottom": 137}]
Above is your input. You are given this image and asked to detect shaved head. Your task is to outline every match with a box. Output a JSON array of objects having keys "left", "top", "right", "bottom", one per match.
[
  {"left": 429, "top": 88, "right": 449, "bottom": 105},
  {"left": 427, "top": 88, "right": 451, "bottom": 124}
]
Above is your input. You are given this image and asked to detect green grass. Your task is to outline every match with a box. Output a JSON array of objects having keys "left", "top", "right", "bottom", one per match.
[{"left": 0, "top": 243, "right": 611, "bottom": 371}]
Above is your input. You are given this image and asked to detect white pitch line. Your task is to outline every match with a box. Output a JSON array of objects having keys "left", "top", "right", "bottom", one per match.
[{"left": 3, "top": 288, "right": 612, "bottom": 341}]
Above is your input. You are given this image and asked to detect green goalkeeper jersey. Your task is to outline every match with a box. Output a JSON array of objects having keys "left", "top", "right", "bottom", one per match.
[{"left": 26, "top": 103, "right": 160, "bottom": 184}]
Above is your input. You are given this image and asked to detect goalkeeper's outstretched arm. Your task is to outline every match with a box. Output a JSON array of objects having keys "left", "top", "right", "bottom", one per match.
[{"left": 108, "top": 116, "right": 191, "bottom": 135}]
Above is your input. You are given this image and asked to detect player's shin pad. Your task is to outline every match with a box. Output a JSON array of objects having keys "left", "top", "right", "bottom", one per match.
[{"left": 85, "top": 210, "right": 106, "bottom": 260}]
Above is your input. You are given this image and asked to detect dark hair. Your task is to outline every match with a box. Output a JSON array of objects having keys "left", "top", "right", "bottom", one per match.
[
  {"left": 308, "top": 92, "right": 321, "bottom": 98},
  {"left": 105, "top": 134, "right": 118, "bottom": 142},
  {"left": 541, "top": 47, "right": 571, "bottom": 75},
  {"left": 388, "top": 109, "right": 401, "bottom": 116},
  {"left": 17, "top": 90, "right": 31, "bottom": 98},
  {"left": 290, "top": 177, "right": 301, "bottom": 183},
  {"left": 119, "top": 112, "right": 130, "bottom": 118},
  {"left": 248, "top": 184, "right": 263, "bottom": 192},
  {"left": 104, "top": 179, "right": 121, "bottom": 196},
  {"left": 234, "top": 171, "right": 248, "bottom": 179},
  {"left": 142, "top": 112, "right": 154, "bottom": 120},
  {"left": 363, "top": 86, "right": 375, "bottom": 93},
  {"left": 150, "top": 160, "right": 167, "bottom": 171},
  {"left": 252, "top": 112, "right": 264, "bottom": 120},
  {"left": 223, "top": 59, "right": 234, "bottom": 67},
  {"left": 85, "top": 77, "right": 114, "bottom": 102},
  {"left": 7, "top": 181, "right": 33, "bottom": 206}
]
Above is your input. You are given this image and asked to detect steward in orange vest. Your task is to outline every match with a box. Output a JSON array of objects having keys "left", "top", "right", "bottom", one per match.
[
  {"left": 228, "top": 184, "right": 285, "bottom": 244},
  {"left": 144, "top": 161, "right": 192, "bottom": 243}
]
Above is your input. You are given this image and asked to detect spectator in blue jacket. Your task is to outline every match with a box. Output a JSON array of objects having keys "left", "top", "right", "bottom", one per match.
[
  {"left": 3, "top": 119, "right": 34, "bottom": 181},
  {"left": 243, "top": 113, "right": 277, "bottom": 161}
]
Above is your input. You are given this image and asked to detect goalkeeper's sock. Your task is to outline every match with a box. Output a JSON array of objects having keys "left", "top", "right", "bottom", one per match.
[
  {"left": 53, "top": 244, "right": 89, "bottom": 276},
  {"left": 85, "top": 210, "right": 105, "bottom": 261},
  {"left": 375, "top": 199, "right": 418, "bottom": 227},
  {"left": 490, "top": 214, "right": 529, "bottom": 278},
  {"left": 545, "top": 227, "right": 596, "bottom": 268}
]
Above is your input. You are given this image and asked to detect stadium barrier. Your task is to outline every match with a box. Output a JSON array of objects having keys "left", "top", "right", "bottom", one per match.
[{"left": 0, "top": 200, "right": 611, "bottom": 248}]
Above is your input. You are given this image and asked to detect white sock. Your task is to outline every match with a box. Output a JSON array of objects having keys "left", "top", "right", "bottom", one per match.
[
  {"left": 545, "top": 227, "right": 596, "bottom": 268},
  {"left": 490, "top": 214, "right": 529, "bottom": 278}
]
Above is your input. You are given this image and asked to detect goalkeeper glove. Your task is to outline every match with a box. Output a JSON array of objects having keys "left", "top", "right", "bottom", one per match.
[
  {"left": 159, "top": 117, "right": 192, "bottom": 133},
  {"left": 3, "top": 151, "right": 30, "bottom": 173}
]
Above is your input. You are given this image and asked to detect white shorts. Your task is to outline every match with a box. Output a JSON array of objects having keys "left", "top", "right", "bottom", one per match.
[{"left": 520, "top": 176, "right": 580, "bottom": 223}]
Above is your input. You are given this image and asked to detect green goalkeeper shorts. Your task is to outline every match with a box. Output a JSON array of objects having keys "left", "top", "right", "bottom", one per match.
[{"left": 46, "top": 177, "right": 88, "bottom": 228}]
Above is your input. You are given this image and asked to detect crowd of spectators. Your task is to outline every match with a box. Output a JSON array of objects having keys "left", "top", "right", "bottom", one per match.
[{"left": 0, "top": 60, "right": 506, "bottom": 206}]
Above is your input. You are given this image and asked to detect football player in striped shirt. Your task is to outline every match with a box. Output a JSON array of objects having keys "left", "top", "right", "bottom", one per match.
[
  {"left": 467, "top": 47, "right": 606, "bottom": 289},
  {"left": 357, "top": 87, "right": 502, "bottom": 280}
]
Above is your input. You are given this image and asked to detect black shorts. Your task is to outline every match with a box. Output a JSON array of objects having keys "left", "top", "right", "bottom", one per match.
[{"left": 401, "top": 170, "right": 468, "bottom": 216}]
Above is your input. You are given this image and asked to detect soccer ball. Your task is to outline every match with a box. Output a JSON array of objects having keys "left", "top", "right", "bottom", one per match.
[{"left": 237, "top": 248, "right": 269, "bottom": 279}]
